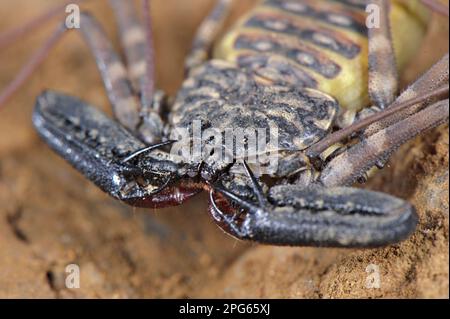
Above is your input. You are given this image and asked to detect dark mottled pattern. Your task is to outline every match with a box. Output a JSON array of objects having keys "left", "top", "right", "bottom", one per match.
[{"left": 172, "top": 61, "right": 338, "bottom": 174}]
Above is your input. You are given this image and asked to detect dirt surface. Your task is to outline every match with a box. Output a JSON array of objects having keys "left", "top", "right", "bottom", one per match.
[{"left": 0, "top": 0, "right": 448, "bottom": 298}]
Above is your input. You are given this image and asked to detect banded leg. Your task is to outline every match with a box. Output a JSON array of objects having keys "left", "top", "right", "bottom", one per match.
[
  {"left": 307, "top": 54, "right": 449, "bottom": 158},
  {"left": 346, "top": 0, "right": 398, "bottom": 131},
  {"left": 307, "top": 56, "right": 449, "bottom": 178},
  {"left": 357, "top": 0, "right": 448, "bottom": 132},
  {"left": 367, "top": 0, "right": 398, "bottom": 109},
  {"left": 340, "top": 0, "right": 397, "bottom": 125},
  {"left": 79, "top": 13, "right": 142, "bottom": 131},
  {"left": 109, "top": 0, "right": 152, "bottom": 98},
  {"left": 109, "top": 0, "right": 165, "bottom": 143},
  {"left": 185, "top": 0, "right": 234, "bottom": 71},
  {"left": 360, "top": 0, "right": 448, "bottom": 134},
  {"left": 363, "top": 54, "right": 449, "bottom": 136},
  {"left": 316, "top": 0, "right": 399, "bottom": 166},
  {"left": 359, "top": 0, "right": 448, "bottom": 126},
  {"left": 209, "top": 162, "right": 417, "bottom": 247},
  {"left": 320, "top": 98, "right": 449, "bottom": 187}
]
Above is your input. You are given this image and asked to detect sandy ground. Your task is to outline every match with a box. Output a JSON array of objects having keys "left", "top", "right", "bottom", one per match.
[{"left": 0, "top": 0, "right": 448, "bottom": 298}]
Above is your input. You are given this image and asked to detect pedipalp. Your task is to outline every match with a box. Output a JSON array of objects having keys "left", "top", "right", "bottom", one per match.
[{"left": 209, "top": 162, "right": 418, "bottom": 247}]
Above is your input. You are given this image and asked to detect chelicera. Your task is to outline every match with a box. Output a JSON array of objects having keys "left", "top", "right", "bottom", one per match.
[{"left": 0, "top": 0, "right": 448, "bottom": 247}]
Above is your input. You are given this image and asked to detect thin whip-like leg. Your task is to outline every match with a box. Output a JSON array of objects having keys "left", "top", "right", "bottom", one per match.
[
  {"left": 0, "top": 23, "right": 66, "bottom": 109},
  {"left": 320, "top": 98, "right": 449, "bottom": 187},
  {"left": 0, "top": 3, "right": 165, "bottom": 143},
  {"left": 364, "top": 54, "right": 449, "bottom": 136},
  {"left": 421, "top": 0, "right": 449, "bottom": 16},
  {"left": 0, "top": 12, "right": 141, "bottom": 131},
  {"left": 185, "top": 0, "right": 234, "bottom": 72},
  {"left": 362, "top": 0, "right": 448, "bottom": 124},
  {"left": 307, "top": 54, "right": 449, "bottom": 157},
  {"left": 0, "top": 0, "right": 84, "bottom": 50}
]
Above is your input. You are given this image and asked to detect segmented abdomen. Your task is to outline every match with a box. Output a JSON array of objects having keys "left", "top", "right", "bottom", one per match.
[{"left": 214, "top": 0, "right": 429, "bottom": 124}]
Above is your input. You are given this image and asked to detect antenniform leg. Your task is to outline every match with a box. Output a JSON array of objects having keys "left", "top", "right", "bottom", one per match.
[
  {"left": 317, "top": 53, "right": 449, "bottom": 186},
  {"left": 363, "top": 54, "right": 449, "bottom": 137},
  {"left": 209, "top": 162, "right": 417, "bottom": 247},
  {"left": 33, "top": 91, "right": 201, "bottom": 208},
  {"left": 0, "top": 3, "right": 165, "bottom": 143},
  {"left": 353, "top": 2, "right": 448, "bottom": 169},
  {"left": 307, "top": 54, "right": 449, "bottom": 158},
  {"left": 320, "top": 98, "right": 449, "bottom": 187},
  {"left": 0, "top": 8, "right": 140, "bottom": 129}
]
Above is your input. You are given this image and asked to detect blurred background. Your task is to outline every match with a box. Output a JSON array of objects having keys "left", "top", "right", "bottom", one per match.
[{"left": 0, "top": 0, "right": 448, "bottom": 298}]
